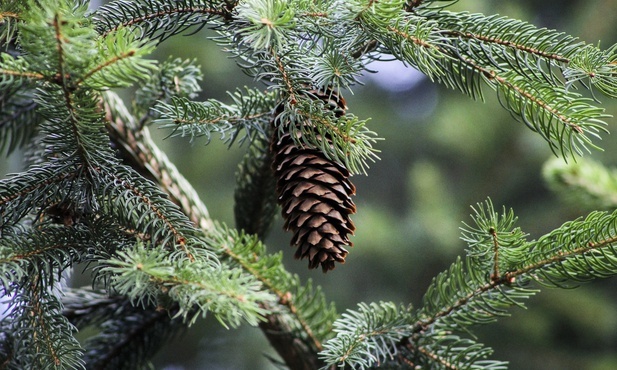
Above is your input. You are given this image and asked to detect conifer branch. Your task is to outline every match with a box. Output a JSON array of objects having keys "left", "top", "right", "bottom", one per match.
[
  {"left": 94, "top": 0, "right": 233, "bottom": 41},
  {"left": 458, "top": 56, "right": 605, "bottom": 156},
  {"left": 153, "top": 91, "right": 274, "bottom": 145},
  {"left": 133, "top": 56, "right": 203, "bottom": 124},
  {"left": 0, "top": 8, "right": 21, "bottom": 47},
  {"left": 416, "top": 345, "right": 458, "bottom": 370},
  {"left": 103, "top": 170, "right": 196, "bottom": 261},
  {"left": 323, "top": 200, "right": 617, "bottom": 369},
  {"left": 0, "top": 68, "right": 44, "bottom": 80},
  {"left": 0, "top": 11, "right": 19, "bottom": 21},
  {"left": 430, "top": 12, "right": 580, "bottom": 64},
  {"left": 327, "top": 302, "right": 412, "bottom": 365},
  {"left": 407, "top": 204, "right": 617, "bottom": 365},
  {"left": 30, "top": 277, "right": 63, "bottom": 368},
  {"left": 1, "top": 276, "right": 84, "bottom": 369},
  {"left": 0, "top": 167, "right": 75, "bottom": 207},
  {"left": 367, "top": 14, "right": 609, "bottom": 158},
  {"left": 102, "top": 242, "right": 273, "bottom": 328},
  {"left": 0, "top": 166, "right": 77, "bottom": 233},
  {"left": 444, "top": 30, "right": 571, "bottom": 64},
  {"left": 403, "top": 0, "right": 459, "bottom": 12},
  {"left": 84, "top": 307, "right": 176, "bottom": 370},
  {"left": 80, "top": 300, "right": 185, "bottom": 370},
  {"left": 103, "top": 92, "right": 333, "bottom": 367},
  {"left": 219, "top": 240, "right": 324, "bottom": 351},
  {"left": 273, "top": 49, "right": 300, "bottom": 104},
  {"left": 0, "top": 227, "right": 87, "bottom": 278},
  {"left": 414, "top": 335, "right": 507, "bottom": 370},
  {"left": 101, "top": 7, "right": 227, "bottom": 37},
  {"left": 76, "top": 50, "right": 137, "bottom": 87},
  {"left": 62, "top": 289, "right": 128, "bottom": 329},
  {"left": 102, "top": 91, "right": 214, "bottom": 231}
]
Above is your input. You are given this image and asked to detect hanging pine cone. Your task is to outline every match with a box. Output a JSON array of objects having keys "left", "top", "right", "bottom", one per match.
[{"left": 271, "top": 89, "right": 356, "bottom": 272}]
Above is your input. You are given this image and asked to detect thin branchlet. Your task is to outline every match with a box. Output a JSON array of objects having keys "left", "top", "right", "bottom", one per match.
[
  {"left": 444, "top": 30, "right": 571, "bottom": 64},
  {"left": 417, "top": 346, "right": 458, "bottom": 370},
  {"left": 106, "top": 171, "right": 195, "bottom": 262},
  {"left": 272, "top": 48, "right": 298, "bottom": 104},
  {"left": 30, "top": 277, "right": 62, "bottom": 367},
  {"left": 99, "top": 7, "right": 230, "bottom": 38}
]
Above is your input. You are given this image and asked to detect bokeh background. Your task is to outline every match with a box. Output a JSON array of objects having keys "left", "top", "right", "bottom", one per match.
[{"left": 2, "top": 0, "right": 617, "bottom": 369}]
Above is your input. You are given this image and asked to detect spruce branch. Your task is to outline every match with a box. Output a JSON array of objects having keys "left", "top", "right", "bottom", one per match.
[
  {"left": 62, "top": 288, "right": 128, "bottom": 329},
  {"left": 93, "top": 0, "right": 233, "bottom": 41},
  {"left": 0, "top": 5, "right": 22, "bottom": 46},
  {"left": 358, "top": 10, "right": 613, "bottom": 158},
  {"left": 0, "top": 56, "right": 43, "bottom": 156},
  {"left": 79, "top": 299, "right": 185, "bottom": 370},
  {"left": 413, "top": 334, "right": 507, "bottom": 370},
  {"left": 422, "top": 11, "right": 617, "bottom": 98},
  {"left": 4, "top": 5, "right": 276, "bottom": 360},
  {"left": 0, "top": 54, "right": 45, "bottom": 87},
  {"left": 217, "top": 233, "right": 333, "bottom": 367},
  {"left": 102, "top": 241, "right": 273, "bottom": 328},
  {"left": 75, "top": 27, "right": 157, "bottom": 89},
  {"left": 403, "top": 0, "right": 458, "bottom": 12},
  {"left": 430, "top": 12, "right": 580, "bottom": 67},
  {"left": 133, "top": 56, "right": 203, "bottom": 123},
  {"left": 270, "top": 47, "right": 305, "bottom": 103},
  {"left": 414, "top": 256, "right": 537, "bottom": 332},
  {"left": 4, "top": 1, "right": 617, "bottom": 368},
  {"left": 565, "top": 43, "right": 617, "bottom": 99},
  {"left": 82, "top": 305, "right": 180, "bottom": 370},
  {"left": 103, "top": 91, "right": 214, "bottom": 230},
  {"left": 104, "top": 91, "right": 335, "bottom": 367},
  {"left": 323, "top": 199, "right": 617, "bottom": 369},
  {"left": 0, "top": 226, "right": 90, "bottom": 292},
  {"left": 319, "top": 302, "right": 413, "bottom": 369},
  {"left": 511, "top": 210, "right": 617, "bottom": 284},
  {"left": 62, "top": 289, "right": 188, "bottom": 370},
  {"left": 153, "top": 87, "right": 277, "bottom": 146},
  {"left": 210, "top": 228, "right": 336, "bottom": 348},
  {"left": 235, "top": 0, "right": 296, "bottom": 50},
  {"left": 310, "top": 41, "right": 366, "bottom": 91},
  {"left": 13, "top": 1, "right": 131, "bottom": 172},
  {"left": 98, "top": 165, "right": 208, "bottom": 262},
  {"left": 408, "top": 202, "right": 617, "bottom": 366},
  {"left": 1, "top": 278, "right": 84, "bottom": 370},
  {"left": 18, "top": 0, "right": 96, "bottom": 80},
  {"left": 0, "top": 165, "right": 77, "bottom": 230}
]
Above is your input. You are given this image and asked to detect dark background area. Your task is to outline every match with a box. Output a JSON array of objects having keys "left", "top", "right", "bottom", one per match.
[{"left": 2, "top": 1, "right": 617, "bottom": 369}]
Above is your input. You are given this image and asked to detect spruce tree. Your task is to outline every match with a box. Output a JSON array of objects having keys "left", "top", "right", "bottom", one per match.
[{"left": 1, "top": 0, "right": 617, "bottom": 369}]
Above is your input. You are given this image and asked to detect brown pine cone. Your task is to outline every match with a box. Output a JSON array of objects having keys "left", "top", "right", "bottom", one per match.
[{"left": 271, "top": 89, "right": 356, "bottom": 272}]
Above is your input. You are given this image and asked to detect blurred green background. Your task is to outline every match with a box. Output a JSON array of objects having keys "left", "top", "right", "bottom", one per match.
[{"left": 3, "top": 0, "right": 617, "bottom": 369}]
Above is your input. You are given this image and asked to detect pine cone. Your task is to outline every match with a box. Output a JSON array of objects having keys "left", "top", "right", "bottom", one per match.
[{"left": 271, "top": 90, "right": 356, "bottom": 272}]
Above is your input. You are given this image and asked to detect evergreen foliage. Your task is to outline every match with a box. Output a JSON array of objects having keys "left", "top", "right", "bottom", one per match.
[{"left": 1, "top": 0, "right": 617, "bottom": 369}]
